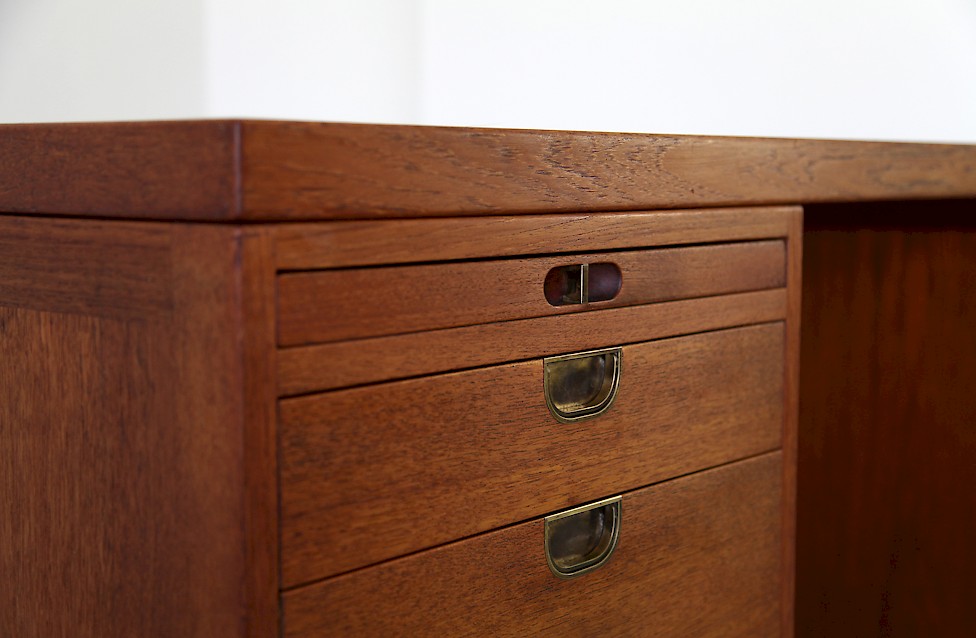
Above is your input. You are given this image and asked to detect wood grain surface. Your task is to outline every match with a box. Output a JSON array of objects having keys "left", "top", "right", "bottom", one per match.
[
  {"left": 782, "top": 208, "right": 803, "bottom": 638},
  {"left": 2, "top": 119, "right": 975, "bottom": 221},
  {"left": 279, "top": 323, "right": 784, "bottom": 587},
  {"left": 798, "top": 201, "right": 976, "bottom": 636},
  {"left": 277, "top": 288, "right": 787, "bottom": 396},
  {"left": 0, "top": 217, "right": 277, "bottom": 637},
  {"left": 272, "top": 207, "right": 795, "bottom": 270},
  {"left": 0, "top": 121, "right": 239, "bottom": 220},
  {"left": 243, "top": 122, "right": 976, "bottom": 220},
  {"left": 239, "top": 228, "right": 280, "bottom": 638},
  {"left": 277, "top": 240, "right": 785, "bottom": 346},
  {"left": 282, "top": 452, "right": 784, "bottom": 637},
  {"left": 0, "top": 215, "right": 174, "bottom": 320}
]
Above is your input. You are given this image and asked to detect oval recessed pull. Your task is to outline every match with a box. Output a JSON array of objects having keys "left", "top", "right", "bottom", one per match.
[
  {"left": 545, "top": 495, "right": 622, "bottom": 579},
  {"left": 544, "top": 347, "right": 622, "bottom": 423},
  {"left": 543, "top": 262, "right": 621, "bottom": 306}
]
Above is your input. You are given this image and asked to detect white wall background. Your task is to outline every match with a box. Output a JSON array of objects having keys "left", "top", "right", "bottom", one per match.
[
  {"left": 0, "top": 0, "right": 206, "bottom": 121},
  {"left": 1, "top": 0, "right": 974, "bottom": 141}
]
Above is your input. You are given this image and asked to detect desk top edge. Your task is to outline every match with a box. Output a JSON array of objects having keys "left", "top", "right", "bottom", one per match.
[{"left": 1, "top": 119, "right": 974, "bottom": 222}]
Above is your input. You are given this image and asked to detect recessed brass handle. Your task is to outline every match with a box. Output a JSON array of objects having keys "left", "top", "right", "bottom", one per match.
[
  {"left": 544, "top": 347, "right": 622, "bottom": 423},
  {"left": 545, "top": 495, "right": 622, "bottom": 579}
]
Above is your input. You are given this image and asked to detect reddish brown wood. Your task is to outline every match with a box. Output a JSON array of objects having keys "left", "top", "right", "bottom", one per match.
[
  {"left": 0, "top": 121, "right": 240, "bottom": 220},
  {"left": 0, "top": 217, "right": 276, "bottom": 636},
  {"left": 2, "top": 120, "right": 975, "bottom": 221},
  {"left": 279, "top": 323, "right": 784, "bottom": 587},
  {"left": 782, "top": 208, "right": 803, "bottom": 638},
  {"left": 277, "top": 288, "right": 787, "bottom": 396},
  {"left": 244, "top": 122, "right": 976, "bottom": 219},
  {"left": 272, "top": 207, "right": 795, "bottom": 270},
  {"left": 277, "top": 240, "right": 786, "bottom": 346},
  {"left": 0, "top": 215, "right": 174, "bottom": 319},
  {"left": 282, "top": 452, "right": 784, "bottom": 637},
  {"left": 239, "top": 228, "right": 281, "bottom": 637},
  {"left": 798, "top": 201, "right": 976, "bottom": 636}
]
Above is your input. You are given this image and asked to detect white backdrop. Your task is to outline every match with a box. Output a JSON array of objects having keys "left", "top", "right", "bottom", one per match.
[{"left": 2, "top": 0, "right": 975, "bottom": 141}]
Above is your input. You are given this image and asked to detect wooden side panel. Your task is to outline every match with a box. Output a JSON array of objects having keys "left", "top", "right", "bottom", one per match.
[
  {"left": 798, "top": 201, "right": 976, "bottom": 636},
  {"left": 272, "top": 207, "right": 794, "bottom": 270},
  {"left": 0, "top": 215, "right": 174, "bottom": 319},
  {"left": 0, "top": 121, "right": 240, "bottom": 220},
  {"left": 242, "top": 121, "right": 976, "bottom": 220},
  {"left": 0, "top": 218, "right": 277, "bottom": 637},
  {"left": 277, "top": 288, "right": 787, "bottom": 395},
  {"left": 279, "top": 323, "right": 784, "bottom": 587},
  {"left": 277, "top": 240, "right": 786, "bottom": 346},
  {"left": 283, "top": 452, "right": 783, "bottom": 638}
]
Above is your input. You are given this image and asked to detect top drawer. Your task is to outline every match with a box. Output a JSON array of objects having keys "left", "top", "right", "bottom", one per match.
[{"left": 277, "top": 240, "right": 785, "bottom": 346}]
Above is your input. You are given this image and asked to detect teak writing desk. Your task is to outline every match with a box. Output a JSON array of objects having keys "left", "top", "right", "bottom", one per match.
[{"left": 1, "top": 121, "right": 975, "bottom": 637}]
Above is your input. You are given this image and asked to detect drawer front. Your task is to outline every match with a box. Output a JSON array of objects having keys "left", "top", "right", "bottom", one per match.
[
  {"left": 277, "top": 240, "right": 785, "bottom": 346},
  {"left": 279, "top": 322, "right": 784, "bottom": 587},
  {"left": 283, "top": 452, "right": 784, "bottom": 637}
]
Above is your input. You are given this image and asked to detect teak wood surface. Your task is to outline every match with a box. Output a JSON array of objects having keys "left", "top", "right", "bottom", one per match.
[
  {"left": 279, "top": 323, "right": 784, "bottom": 587},
  {"left": 277, "top": 240, "right": 785, "bottom": 346},
  {"left": 2, "top": 120, "right": 975, "bottom": 221},
  {"left": 781, "top": 208, "right": 803, "bottom": 636},
  {"left": 272, "top": 206, "right": 795, "bottom": 270},
  {"left": 277, "top": 288, "right": 787, "bottom": 395},
  {"left": 282, "top": 452, "right": 783, "bottom": 637},
  {"left": 797, "top": 202, "right": 976, "bottom": 636},
  {"left": 0, "top": 216, "right": 278, "bottom": 637}
]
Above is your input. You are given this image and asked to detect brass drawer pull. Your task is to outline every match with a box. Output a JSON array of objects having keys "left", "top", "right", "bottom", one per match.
[
  {"left": 544, "top": 348, "right": 622, "bottom": 422},
  {"left": 545, "top": 495, "right": 622, "bottom": 579}
]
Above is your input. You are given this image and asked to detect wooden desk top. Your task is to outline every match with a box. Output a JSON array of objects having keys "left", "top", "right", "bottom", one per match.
[{"left": 1, "top": 120, "right": 975, "bottom": 222}]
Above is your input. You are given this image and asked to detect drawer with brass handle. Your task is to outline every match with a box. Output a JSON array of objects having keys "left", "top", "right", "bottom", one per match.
[
  {"left": 282, "top": 452, "right": 784, "bottom": 637},
  {"left": 279, "top": 322, "right": 784, "bottom": 587},
  {"left": 276, "top": 240, "right": 786, "bottom": 346}
]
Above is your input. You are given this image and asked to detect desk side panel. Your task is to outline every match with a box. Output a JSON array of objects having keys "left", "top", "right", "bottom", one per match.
[
  {"left": 0, "top": 218, "right": 276, "bottom": 637},
  {"left": 798, "top": 200, "right": 976, "bottom": 636}
]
